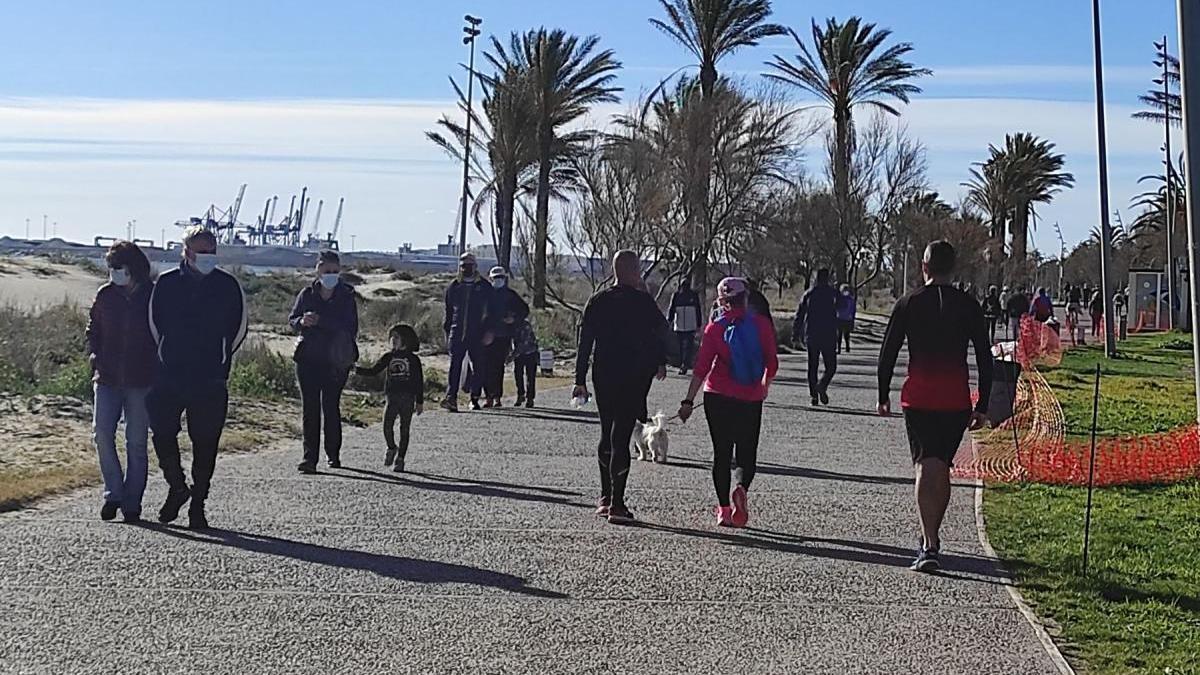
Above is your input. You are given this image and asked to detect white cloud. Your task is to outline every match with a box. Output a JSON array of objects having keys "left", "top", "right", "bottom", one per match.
[{"left": 0, "top": 95, "right": 1171, "bottom": 251}]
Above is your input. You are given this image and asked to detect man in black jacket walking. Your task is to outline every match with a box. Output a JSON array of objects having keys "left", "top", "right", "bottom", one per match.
[
  {"left": 147, "top": 227, "right": 247, "bottom": 529},
  {"left": 794, "top": 268, "right": 842, "bottom": 406},
  {"left": 574, "top": 250, "right": 668, "bottom": 525},
  {"left": 667, "top": 279, "right": 702, "bottom": 374},
  {"left": 442, "top": 253, "right": 493, "bottom": 412}
]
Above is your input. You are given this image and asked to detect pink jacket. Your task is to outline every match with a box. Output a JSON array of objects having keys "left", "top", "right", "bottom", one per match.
[{"left": 693, "top": 310, "right": 779, "bottom": 402}]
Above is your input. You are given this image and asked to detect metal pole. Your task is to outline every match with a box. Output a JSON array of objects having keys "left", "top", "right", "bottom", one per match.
[
  {"left": 1082, "top": 362, "right": 1101, "bottom": 576},
  {"left": 459, "top": 18, "right": 481, "bottom": 258},
  {"left": 42, "top": 214, "right": 47, "bottom": 239},
  {"left": 1164, "top": 35, "right": 1177, "bottom": 330},
  {"left": 1091, "top": 0, "right": 1118, "bottom": 357},
  {"left": 1178, "top": 0, "right": 1200, "bottom": 423}
]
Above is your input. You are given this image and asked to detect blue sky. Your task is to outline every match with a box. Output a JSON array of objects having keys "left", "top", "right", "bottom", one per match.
[{"left": 0, "top": 0, "right": 1182, "bottom": 252}]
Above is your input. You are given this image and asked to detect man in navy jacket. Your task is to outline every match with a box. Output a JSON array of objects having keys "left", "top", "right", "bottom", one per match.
[
  {"left": 441, "top": 252, "right": 493, "bottom": 412},
  {"left": 147, "top": 226, "right": 247, "bottom": 529}
]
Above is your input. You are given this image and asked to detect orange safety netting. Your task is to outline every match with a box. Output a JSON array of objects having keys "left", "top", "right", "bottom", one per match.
[{"left": 951, "top": 316, "right": 1200, "bottom": 486}]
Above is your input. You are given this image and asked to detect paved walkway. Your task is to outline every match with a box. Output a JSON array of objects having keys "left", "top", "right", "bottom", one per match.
[{"left": 0, "top": 329, "right": 1061, "bottom": 674}]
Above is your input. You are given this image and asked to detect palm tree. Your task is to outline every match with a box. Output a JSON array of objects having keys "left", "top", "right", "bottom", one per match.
[
  {"left": 650, "top": 0, "right": 786, "bottom": 288},
  {"left": 426, "top": 64, "right": 538, "bottom": 270},
  {"left": 963, "top": 133, "right": 1073, "bottom": 269},
  {"left": 1133, "top": 52, "right": 1181, "bottom": 127},
  {"left": 766, "top": 16, "right": 930, "bottom": 274},
  {"left": 487, "top": 29, "right": 621, "bottom": 308},
  {"left": 1001, "top": 133, "right": 1074, "bottom": 265}
]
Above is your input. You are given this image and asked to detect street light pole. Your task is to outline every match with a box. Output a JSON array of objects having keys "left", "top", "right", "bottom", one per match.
[
  {"left": 1091, "top": 0, "right": 1118, "bottom": 357},
  {"left": 1177, "top": 0, "right": 1200, "bottom": 422},
  {"left": 1159, "top": 35, "right": 1177, "bottom": 330},
  {"left": 458, "top": 14, "right": 483, "bottom": 258}
]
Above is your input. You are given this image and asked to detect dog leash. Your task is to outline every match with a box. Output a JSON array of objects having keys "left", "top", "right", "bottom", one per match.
[{"left": 666, "top": 401, "right": 704, "bottom": 423}]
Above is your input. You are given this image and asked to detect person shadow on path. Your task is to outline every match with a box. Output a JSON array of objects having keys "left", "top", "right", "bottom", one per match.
[{"left": 151, "top": 525, "right": 568, "bottom": 599}]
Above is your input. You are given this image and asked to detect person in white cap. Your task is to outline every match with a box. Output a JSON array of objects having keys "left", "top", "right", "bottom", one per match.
[
  {"left": 482, "top": 265, "right": 529, "bottom": 407},
  {"left": 677, "top": 277, "right": 778, "bottom": 528},
  {"left": 441, "top": 252, "right": 493, "bottom": 412}
]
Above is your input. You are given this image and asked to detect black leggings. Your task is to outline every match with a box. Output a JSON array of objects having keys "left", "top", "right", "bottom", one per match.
[
  {"left": 593, "top": 375, "right": 652, "bottom": 505},
  {"left": 383, "top": 393, "right": 415, "bottom": 458},
  {"left": 296, "top": 361, "right": 348, "bottom": 465},
  {"left": 703, "top": 393, "right": 763, "bottom": 506}
]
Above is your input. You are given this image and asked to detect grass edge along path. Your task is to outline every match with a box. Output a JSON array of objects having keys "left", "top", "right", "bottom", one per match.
[{"left": 984, "top": 333, "right": 1200, "bottom": 674}]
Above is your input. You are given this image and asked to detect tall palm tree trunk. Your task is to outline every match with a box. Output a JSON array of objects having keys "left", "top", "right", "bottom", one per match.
[
  {"left": 690, "top": 63, "right": 718, "bottom": 294},
  {"left": 1011, "top": 206, "right": 1029, "bottom": 269},
  {"left": 497, "top": 172, "right": 518, "bottom": 271},
  {"left": 533, "top": 129, "right": 553, "bottom": 308},
  {"left": 833, "top": 110, "right": 852, "bottom": 279}
]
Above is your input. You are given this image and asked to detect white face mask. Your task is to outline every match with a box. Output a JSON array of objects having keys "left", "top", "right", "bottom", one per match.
[
  {"left": 191, "top": 253, "right": 218, "bottom": 275},
  {"left": 319, "top": 273, "right": 339, "bottom": 289},
  {"left": 491, "top": 278, "right": 506, "bottom": 289},
  {"left": 109, "top": 268, "right": 130, "bottom": 286}
]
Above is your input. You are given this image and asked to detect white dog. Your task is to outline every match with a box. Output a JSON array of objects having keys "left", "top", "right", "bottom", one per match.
[{"left": 633, "top": 411, "right": 669, "bottom": 463}]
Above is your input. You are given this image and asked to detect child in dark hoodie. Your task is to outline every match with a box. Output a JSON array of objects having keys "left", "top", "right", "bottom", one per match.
[{"left": 355, "top": 324, "right": 424, "bottom": 472}]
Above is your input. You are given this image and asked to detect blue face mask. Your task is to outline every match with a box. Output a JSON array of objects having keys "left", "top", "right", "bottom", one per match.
[
  {"left": 191, "top": 253, "right": 218, "bottom": 275},
  {"left": 319, "top": 273, "right": 339, "bottom": 290}
]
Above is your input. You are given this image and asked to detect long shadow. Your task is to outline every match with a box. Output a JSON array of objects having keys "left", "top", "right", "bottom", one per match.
[
  {"left": 486, "top": 408, "right": 600, "bottom": 426},
  {"left": 765, "top": 402, "right": 899, "bottom": 419},
  {"left": 664, "top": 457, "right": 914, "bottom": 486},
  {"left": 152, "top": 526, "right": 568, "bottom": 599},
  {"left": 337, "top": 467, "right": 588, "bottom": 508},
  {"left": 635, "top": 521, "right": 1009, "bottom": 581},
  {"left": 411, "top": 471, "right": 581, "bottom": 497}
]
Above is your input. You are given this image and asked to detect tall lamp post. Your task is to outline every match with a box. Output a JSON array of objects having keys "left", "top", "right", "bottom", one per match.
[
  {"left": 1156, "top": 36, "right": 1177, "bottom": 330},
  {"left": 1178, "top": 0, "right": 1200, "bottom": 422},
  {"left": 1091, "top": 0, "right": 1118, "bottom": 357},
  {"left": 458, "top": 14, "right": 483, "bottom": 258}
]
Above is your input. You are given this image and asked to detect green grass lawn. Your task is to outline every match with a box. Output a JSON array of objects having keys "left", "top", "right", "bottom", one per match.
[{"left": 985, "top": 332, "right": 1200, "bottom": 674}]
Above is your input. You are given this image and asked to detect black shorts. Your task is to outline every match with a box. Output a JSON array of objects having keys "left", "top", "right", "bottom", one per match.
[{"left": 903, "top": 409, "right": 971, "bottom": 466}]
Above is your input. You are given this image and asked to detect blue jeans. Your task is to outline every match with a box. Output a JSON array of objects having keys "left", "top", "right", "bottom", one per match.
[{"left": 92, "top": 383, "right": 150, "bottom": 514}]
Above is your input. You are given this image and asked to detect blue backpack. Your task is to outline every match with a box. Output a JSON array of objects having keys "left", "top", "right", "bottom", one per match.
[{"left": 718, "top": 312, "right": 765, "bottom": 386}]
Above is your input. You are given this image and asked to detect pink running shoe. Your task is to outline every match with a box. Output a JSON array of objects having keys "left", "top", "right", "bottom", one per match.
[
  {"left": 595, "top": 496, "right": 611, "bottom": 518},
  {"left": 715, "top": 505, "right": 735, "bottom": 527},
  {"left": 730, "top": 485, "right": 750, "bottom": 528}
]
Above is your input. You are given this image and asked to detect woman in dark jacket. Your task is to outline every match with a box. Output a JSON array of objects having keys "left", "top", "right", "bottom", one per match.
[
  {"left": 290, "top": 250, "right": 359, "bottom": 473},
  {"left": 482, "top": 266, "right": 529, "bottom": 407},
  {"left": 86, "top": 241, "right": 158, "bottom": 522}
]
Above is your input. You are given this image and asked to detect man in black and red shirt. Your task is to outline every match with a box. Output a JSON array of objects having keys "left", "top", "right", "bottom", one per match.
[{"left": 877, "top": 240, "right": 992, "bottom": 572}]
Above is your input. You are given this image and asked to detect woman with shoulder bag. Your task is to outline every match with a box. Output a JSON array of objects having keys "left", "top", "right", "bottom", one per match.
[{"left": 289, "top": 250, "right": 359, "bottom": 473}]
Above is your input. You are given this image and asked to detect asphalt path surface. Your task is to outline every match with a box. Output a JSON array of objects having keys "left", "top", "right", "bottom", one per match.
[{"left": 1, "top": 326, "right": 1060, "bottom": 674}]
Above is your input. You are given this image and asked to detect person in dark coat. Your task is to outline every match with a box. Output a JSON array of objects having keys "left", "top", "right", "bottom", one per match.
[
  {"left": 441, "top": 252, "right": 493, "bottom": 412},
  {"left": 289, "top": 249, "right": 360, "bottom": 474},
  {"left": 482, "top": 266, "right": 529, "bottom": 407},
  {"left": 147, "top": 226, "right": 247, "bottom": 530},
  {"left": 86, "top": 240, "right": 158, "bottom": 523},
  {"left": 794, "top": 268, "right": 841, "bottom": 406}
]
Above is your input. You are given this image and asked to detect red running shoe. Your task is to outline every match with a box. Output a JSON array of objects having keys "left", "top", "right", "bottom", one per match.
[{"left": 730, "top": 485, "right": 750, "bottom": 528}]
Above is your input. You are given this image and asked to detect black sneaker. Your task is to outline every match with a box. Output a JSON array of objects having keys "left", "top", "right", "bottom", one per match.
[
  {"left": 470, "top": 399, "right": 482, "bottom": 411},
  {"left": 122, "top": 510, "right": 142, "bottom": 524},
  {"left": 297, "top": 461, "right": 317, "bottom": 474},
  {"left": 607, "top": 503, "right": 636, "bottom": 525},
  {"left": 525, "top": 398, "right": 535, "bottom": 409},
  {"left": 100, "top": 502, "right": 119, "bottom": 521},
  {"left": 384, "top": 448, "right": 396, "bottom": 466},
  {"left": 187, "top": 503, "right": 209, "bottom": 531},
  {"left": 819, "top": 390, "right": 830, "bottom": 405},
  {"left": 910, "top": 547, "right": 941, "bottom": 573},
  {"left": 440, "top": 399, "right": 459, "bottom": 413},
  {"left": 811, "top": 396, "right": 820, "bottom": 406},
  {"left": 158, "top": 486, "right": 191, "bottom": 524},
  {"left": 328, "top": 459, "right": 342, "bottom": 469},
  {"left": 393, "top": 458, "right": 405, "bottom": 473},
  {"left": 515, "top": 395, "right": 525, "bottom": 407}
]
